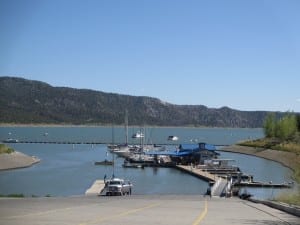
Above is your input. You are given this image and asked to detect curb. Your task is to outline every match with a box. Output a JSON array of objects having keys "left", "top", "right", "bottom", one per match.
[{"left": 249, "top": 198, "right": 300, "bottom": 217}]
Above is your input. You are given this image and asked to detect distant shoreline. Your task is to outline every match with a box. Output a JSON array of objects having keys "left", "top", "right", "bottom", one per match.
[{"left": 0, "top": 123, "right": 262, "bottom": 129}]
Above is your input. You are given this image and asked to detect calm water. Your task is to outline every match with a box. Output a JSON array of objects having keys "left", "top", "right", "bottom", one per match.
[
  {"left": 0, "top": 126, "right": 263, "bottom": 145},
  {"left": 0, "top": 126, "right": 295, "bottom": 199}
]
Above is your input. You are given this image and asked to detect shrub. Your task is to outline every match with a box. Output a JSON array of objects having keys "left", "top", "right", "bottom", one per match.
[{"left": 0, "top": 144, "right": 14, "bottom": 154}]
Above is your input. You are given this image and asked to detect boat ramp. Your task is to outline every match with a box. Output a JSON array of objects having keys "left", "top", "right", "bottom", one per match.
[{"left": 85, "top": 180, "right": 105, "bottom": 196}]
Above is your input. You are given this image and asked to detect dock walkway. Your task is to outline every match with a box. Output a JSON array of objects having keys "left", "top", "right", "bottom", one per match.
[
  {"left": 176, "top": 165, "right": 230, "bottom": 197},
  {"left": 176, "top": 165, "right": 291, "bottom": 195},
  {"left": 176, "top": 165, "right": 217, "bottom": 182}
]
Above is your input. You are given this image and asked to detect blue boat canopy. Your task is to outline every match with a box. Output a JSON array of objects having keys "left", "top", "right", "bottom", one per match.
[
  {"left": 179, "top": 143, "right": 216, "bottom": 151},
  {"left": 145, "top": 143, "right": 216, "bottom": 156}
]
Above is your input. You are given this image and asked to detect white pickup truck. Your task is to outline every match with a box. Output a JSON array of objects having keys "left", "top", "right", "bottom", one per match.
[{"left": 100, "top": 178, "right": 132, "bottom": 196}]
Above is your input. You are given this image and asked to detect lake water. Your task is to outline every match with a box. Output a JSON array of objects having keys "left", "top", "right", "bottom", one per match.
[{"left": 0, "top": 126, "right": 295, "bottom": 199}]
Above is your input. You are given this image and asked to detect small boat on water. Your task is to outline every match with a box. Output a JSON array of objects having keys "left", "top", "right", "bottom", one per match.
[
  {"left": 94, "top": 159, "right": 114, "bottom": 166},
  {"left": 168, "top": 135, "right": 178, "bottom": 141},
  {"left": 127, "top": 153, "right": 155, "bottom": 164},
  {"left": 122, "top": 161, "right": 144, "bottom": 169},
  {"left": 4, "top": 138, "right": 19, "bottom": 143},
  {"left": 132, "top": 131, "right": 144, "bottom": 139}
]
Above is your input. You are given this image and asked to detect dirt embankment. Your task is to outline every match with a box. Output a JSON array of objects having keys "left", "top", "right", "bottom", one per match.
[
  {"left": 220, "top": 145, "right": 300, "bottom": 171},
  {"left": 0, "top": 151, "right": 40, "bottom": 171}
]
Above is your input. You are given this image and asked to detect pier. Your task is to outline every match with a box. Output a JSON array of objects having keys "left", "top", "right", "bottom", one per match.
[
  {"left": 235, "top": 181, "right": 292, "bottom": 188},
  {"left": 176, "top": 165, "right": 216, "bottom": 182},
  {"left": 2, "top": 139, "right": 228, "bottom": 147},
  {"left": 176, "top": 165, "right": 230, "bottom": 197},
  {"left": 3, "top": 140, "right": 107, "bottom": 145},
  {"left": 175, "top": 164, "right": 292, "bottom": 197}
]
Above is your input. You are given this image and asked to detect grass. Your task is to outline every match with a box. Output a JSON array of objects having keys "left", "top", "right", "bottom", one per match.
[
  {"left": 239, "top": 138, "right": 300, "bottom": 155},
  {"left": 277, "top": 164, "right": 300, "bottom": 206},
  {"left": 239, "top": 138, "right": 300, "bottom": 206},
  {"left": 276, "top": 191, "right": 300, "bottom": 206},
  {"left": 0, "top": 144, "right": 14, "bottom": 154},
  {"left": 273, "top": 142, "right": 300, "bottom": 155}
]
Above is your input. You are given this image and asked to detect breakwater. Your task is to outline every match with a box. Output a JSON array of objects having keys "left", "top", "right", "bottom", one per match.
[{"left": 3, "top": 139, "right": 228, "bottom": 147}]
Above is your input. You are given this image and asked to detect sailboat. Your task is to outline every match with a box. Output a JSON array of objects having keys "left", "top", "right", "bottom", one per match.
[{"left": 108, "top": 110, "right": 132, "bottom": 157}]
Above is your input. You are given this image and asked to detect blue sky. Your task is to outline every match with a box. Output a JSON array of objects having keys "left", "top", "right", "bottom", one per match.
[{"left": 1, "top": 0, "right": 300, "bottom": 112}]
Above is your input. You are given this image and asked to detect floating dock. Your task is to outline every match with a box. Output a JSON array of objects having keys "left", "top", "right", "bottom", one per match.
[
  {"left": 175, "top": 165, "right": 292, "bottom": 192},
  {"left": 234, "top": 181, "right": 292, "bottom": 188}
]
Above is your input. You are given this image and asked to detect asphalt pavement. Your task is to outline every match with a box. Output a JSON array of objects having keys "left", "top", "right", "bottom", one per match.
[{"left": 0, "top": 195, "right": 299, "bottom": 225}]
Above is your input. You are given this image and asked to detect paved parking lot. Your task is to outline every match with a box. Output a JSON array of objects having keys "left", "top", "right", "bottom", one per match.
[{"left": 0, "top": 195, "right": 299, "bottom": 225}]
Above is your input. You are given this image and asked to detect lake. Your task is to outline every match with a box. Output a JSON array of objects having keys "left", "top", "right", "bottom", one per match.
[{"left": 0, "top": 126, "right": 295, "bottom": 199}]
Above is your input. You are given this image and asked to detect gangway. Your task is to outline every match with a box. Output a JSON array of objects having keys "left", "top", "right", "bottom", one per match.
[{"left": 211, "top": 177, "right": 230, "bottom": 197}]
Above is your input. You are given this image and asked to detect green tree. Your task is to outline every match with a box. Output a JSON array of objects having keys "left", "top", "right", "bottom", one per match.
[
  {"left": 296, "top": 115, "right": 300, "bottom": 132},
  {"left": 264, "top": 113, "right": 298, "bottom": 141},
  {"left": 263, "top": 113, "right": 276, "bottom": 138},
  {"left": 276, "top": 114, "right": 297, "bottom": 141}
]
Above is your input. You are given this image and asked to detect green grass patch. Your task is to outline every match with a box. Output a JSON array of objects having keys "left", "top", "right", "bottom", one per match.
[
  {"left": 0, "top": 144, "right": 14, "bottom": 154},
  {"left": 275, "top": 192, "right": 300, "bottom": 206},
  {"left": 239, "top": 138, "right": 300, "bottom": 155},
  {"left": 273, "top": 142, "right": 300, "bottom": 155},
  {"left": 239, "top": 138, "right": 278, "bottom": 150}
]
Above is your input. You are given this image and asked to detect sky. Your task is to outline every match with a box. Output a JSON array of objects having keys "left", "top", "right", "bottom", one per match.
[{"left": 1, "top": 0, "right": 300, "bottom": 112}]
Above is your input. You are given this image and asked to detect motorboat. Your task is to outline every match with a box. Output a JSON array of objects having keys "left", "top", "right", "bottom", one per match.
[
  {"left": 132, "top": 131, "right": 144, "bottom": 139},
  {"left": 4, "top": 138, "right": 19, "bottom": 143},
  {"left": 94, "top": 159, "right": 114, "bottom": 166},
  {"left": 167, "top": 135, "right": 178, "bottom": 141},
  {"left": 127, "top": 153, "right": 154, "bottom": 164},
  {"left": 122, "top": 161, "right": 144, "bottom": 169}
]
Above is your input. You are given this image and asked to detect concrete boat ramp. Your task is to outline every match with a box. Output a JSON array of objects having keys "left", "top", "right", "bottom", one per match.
[
  {"left": 85, "top": 180, "right": 105, "bottom": 196},
  {"left": 1, "top": 196, "right": 299, "bottom": 225}
]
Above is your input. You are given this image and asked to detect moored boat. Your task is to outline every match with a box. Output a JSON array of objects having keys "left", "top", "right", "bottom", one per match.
[
  {"left": 167, "top": 135, "right": 178, "bottom": 141},
  {"left": 122, "top": 161, "right": 144, "bottom": 169},
  {"left": 132, "top": 131, "right": 144, "bottom": 139},
  {"left": 4, "top": 138, "right": 19, "bottom": 143},
  {"left": 94, "top": 159, "right": 114, "bottom": 166}
]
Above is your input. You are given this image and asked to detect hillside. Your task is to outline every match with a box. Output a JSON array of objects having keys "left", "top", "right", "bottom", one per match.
[{"left": 0, "top": 76, "right": 272, "bottom": 127}]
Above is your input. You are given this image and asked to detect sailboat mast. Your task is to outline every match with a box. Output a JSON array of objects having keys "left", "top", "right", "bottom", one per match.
[
  {"left": 125, "top": 109, "right": 128, "bottom": 145},
  {"left": 111, "top": 124, "right": 115, "bottom": 145}
]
